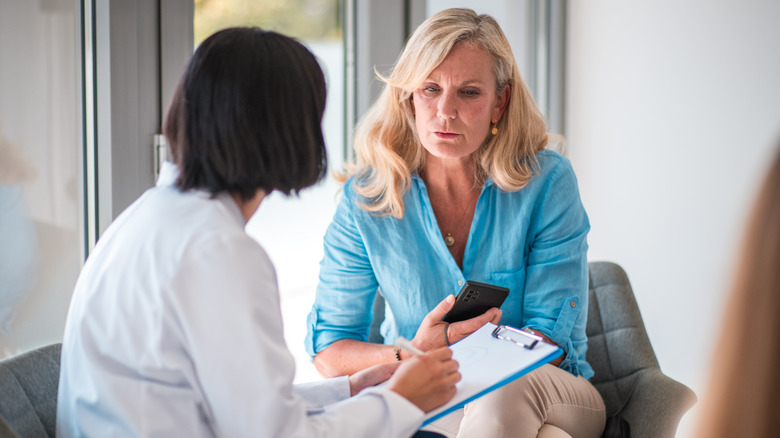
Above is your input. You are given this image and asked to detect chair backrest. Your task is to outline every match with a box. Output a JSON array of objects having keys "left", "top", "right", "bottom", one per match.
[
  {"left": 586, "top": 262, "right": 697, "bottom": 438},
  {"left": 0, "top": 343, "right": 62, "bottom": 438},
  {"left": 585, "top": 261, "right": 659, "bottom": 415}
]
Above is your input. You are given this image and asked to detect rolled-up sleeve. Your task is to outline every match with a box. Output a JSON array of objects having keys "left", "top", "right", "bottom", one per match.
[
  {"left": 521, "top": 158, "right": 592, "bottom": 378},
  {"left": 305, "top": 184, "right": 380, "bottom": 358}
]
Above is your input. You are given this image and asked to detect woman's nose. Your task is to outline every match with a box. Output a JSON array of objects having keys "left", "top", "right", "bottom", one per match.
[{"left": 437, "top": 93, "right": 457, "bottom": 120}]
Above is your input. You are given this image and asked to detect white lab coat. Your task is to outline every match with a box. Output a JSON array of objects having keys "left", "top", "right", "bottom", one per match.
[{"left": 57, "top": 162, "right": 424, "bottom": 437}]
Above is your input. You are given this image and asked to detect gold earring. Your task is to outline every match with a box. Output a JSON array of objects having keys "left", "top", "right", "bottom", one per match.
[{"left": 491, "top": 124, "right": 498, "bottom": 135}]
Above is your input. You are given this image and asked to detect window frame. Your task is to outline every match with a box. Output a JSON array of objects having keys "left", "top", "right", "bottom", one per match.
[{"left": 82, "top": 0, "right": 193, "bottom": 254}]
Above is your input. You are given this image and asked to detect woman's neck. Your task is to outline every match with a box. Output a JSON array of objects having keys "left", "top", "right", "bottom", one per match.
[
  {"left": 421, "top": 155, "right": 480, "bottom": 199},
  {"left": 421, "top": 154, "right": 482, "bottom": 269},
  {"left": 231, "top": 189, "right": 267, "bottom": 223}
]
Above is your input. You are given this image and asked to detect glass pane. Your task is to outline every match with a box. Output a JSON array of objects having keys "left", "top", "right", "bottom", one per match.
[
  {"left": 0, "top": 1, "right": 82, "bottom": 358},
  {"left": 194, "top": 0, "right": 341, "bottom": 43},
  {"left": 193, "top": 0, "right": 344, "bottom": 383}
]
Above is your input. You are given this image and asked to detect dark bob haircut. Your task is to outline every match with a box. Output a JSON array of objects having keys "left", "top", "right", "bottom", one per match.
[{"left": 164, "top": 27, "right": 327, "bottom": 200}]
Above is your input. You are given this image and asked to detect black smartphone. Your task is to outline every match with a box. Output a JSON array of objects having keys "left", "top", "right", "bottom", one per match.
[{"left": 441, "top": 280, "right": 509, "bottom": 323}]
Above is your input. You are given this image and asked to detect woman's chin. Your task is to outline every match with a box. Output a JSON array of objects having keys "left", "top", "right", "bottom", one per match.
[{"left": 422, "top": 144, "right": 478, "bottom": 162}]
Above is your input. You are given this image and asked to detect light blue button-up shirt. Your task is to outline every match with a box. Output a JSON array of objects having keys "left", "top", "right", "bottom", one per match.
[{"left": 306, "top": 150, "right": 593, "bottom": 378}]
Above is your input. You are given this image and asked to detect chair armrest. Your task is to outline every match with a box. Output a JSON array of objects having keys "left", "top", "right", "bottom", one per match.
[{"left": 619, "top": 369, "right": 697, "bottom": 438}]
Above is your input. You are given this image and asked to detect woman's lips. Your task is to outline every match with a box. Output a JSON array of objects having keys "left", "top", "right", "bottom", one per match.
[{"left": 434, "top": 131, "right": 459, "bottom": 139}]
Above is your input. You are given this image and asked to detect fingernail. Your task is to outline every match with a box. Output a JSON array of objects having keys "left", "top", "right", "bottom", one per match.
[{"left": 446, "top": 294, "right": 455, "bottom": 303}]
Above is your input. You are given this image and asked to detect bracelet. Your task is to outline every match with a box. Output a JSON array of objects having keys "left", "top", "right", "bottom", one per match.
[
  {"left": 393, "top": 345, "right": 402, "bottom": 361},
  {"left": 444, "top": 323, "right": 451, "bottom": 346}
]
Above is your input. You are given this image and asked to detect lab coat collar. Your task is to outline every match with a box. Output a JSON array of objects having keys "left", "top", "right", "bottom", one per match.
[
  {"left": 156, "top": 161, "right": 179, "bottom": 188},
  {"left": 155, "top": 161, "right": 246, "bottom": 225}
]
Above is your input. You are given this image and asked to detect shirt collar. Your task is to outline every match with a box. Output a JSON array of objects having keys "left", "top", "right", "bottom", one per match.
[
  {"left": 155, "top": 160, "right": 247, "bottom": 225},
  {"left": 156, "top": 161, "right": 179, "bottom": 188}
]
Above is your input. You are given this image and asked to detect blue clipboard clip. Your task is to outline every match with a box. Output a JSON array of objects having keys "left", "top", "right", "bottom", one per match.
[{"left": 491, "top": 325, "right": 543, "bottom": 350}]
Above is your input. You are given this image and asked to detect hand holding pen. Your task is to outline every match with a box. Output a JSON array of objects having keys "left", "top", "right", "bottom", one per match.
[{"left": 385, "top": 337, "right": 461, "bottom": 412}]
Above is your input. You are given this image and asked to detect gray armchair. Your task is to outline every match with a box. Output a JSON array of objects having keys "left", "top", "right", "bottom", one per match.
[
  {"left": 0, "top": 343, "right": 61, "bottom": 438},
  {"left": 586, "top": 261, "right": 697, "bottom": 437}
]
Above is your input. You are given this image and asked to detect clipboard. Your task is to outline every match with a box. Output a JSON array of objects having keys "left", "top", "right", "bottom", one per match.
[{"left": 422, "top": 322, "right": 562, "bottom": 425}]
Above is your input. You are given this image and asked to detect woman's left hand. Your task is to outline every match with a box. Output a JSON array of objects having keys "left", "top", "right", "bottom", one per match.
[{"left": 408, "top": 294, "right": 502, "bottom": 355}]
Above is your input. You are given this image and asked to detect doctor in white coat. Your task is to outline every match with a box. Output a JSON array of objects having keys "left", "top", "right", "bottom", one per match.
[{"left": 56, "top": 27, "right": 460, "bottom": 438}]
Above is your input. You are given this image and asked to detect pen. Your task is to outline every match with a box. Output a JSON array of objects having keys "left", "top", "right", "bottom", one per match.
[{"left": 395, "top": 337, "right": 424, "bottom": 356}]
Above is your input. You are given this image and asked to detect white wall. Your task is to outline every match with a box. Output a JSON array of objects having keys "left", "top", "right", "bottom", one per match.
[{"left": 566, "top": 1, "right": 780, "bottom": 435}]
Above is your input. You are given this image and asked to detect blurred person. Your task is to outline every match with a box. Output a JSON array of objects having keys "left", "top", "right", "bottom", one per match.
[
  {"left": 306, "top": 8, "right": 605, "bottom": 438},
  {"left": 0, "top": 128, "right": 39, "bottom": 358},
  {"left": 57, "top": 27, "right": 459, "bottom": 438},
  {"left": 695, "top": 146, "right": 780, "bottom": 437}
]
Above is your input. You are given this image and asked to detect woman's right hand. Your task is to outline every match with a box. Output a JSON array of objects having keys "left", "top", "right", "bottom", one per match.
[
  {"left": 387, "top": 346, "right": 461, "bottom": 412},
  {"left": 407, "top": 294, "right": 502, "bottom": 354}
]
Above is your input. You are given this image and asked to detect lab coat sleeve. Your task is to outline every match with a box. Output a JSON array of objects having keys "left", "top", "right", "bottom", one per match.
[
  {"left": 292, "top": 377, "right": 351, "bottom": 413},
  {"left": 168, "top": 231, "right": 424, "bottom": 438}
]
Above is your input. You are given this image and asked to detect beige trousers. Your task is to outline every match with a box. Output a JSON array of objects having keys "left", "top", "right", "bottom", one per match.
[{"left": 424, "top": 364, "right": 606, "bottom": 438}]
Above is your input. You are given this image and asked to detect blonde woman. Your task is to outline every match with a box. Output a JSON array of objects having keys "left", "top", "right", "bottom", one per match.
[
  {"left": 695, "top": 146, "right": 780, "bottom": 437},
  {"left": 306, "top": 8, "right": 605, "bottom": 437}
]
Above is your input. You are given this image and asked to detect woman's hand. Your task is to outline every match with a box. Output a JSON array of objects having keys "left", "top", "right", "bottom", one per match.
[
  {"left": 348, "top": 361, "right": 402, "bottom": 396},
  {"left": 408, "top": 294, "right": 502, "bottom": 355},
  {"left": 387, "top": 346, "right": 461, "bottom": 412},
  {"left": 523, "top": 328, "right": 565, "bottom": 367}
]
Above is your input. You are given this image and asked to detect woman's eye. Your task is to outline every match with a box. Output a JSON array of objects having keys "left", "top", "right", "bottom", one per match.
[
  {"left": 423, "top": 86, "right": 439, "bottom": 93},
  {"left": 462, "top": 89, "right": 479, "bottom": 97}
]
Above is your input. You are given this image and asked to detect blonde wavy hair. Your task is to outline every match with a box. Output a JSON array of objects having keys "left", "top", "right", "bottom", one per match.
[{"left": 340, "top": 8, "right": 548, "bottom": 218}]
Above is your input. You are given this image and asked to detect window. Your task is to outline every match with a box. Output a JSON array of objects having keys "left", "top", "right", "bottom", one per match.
[{"left": 0, "top": 0, "right": 83, "bottom": 358}]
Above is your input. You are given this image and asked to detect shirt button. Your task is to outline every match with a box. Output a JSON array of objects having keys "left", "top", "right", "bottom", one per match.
[
  {"left": 458, "top": 280, "right": 463, "bottom": 285},
  {"left": 570, "top": 301, "right": 576, "bottom": 308}
]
